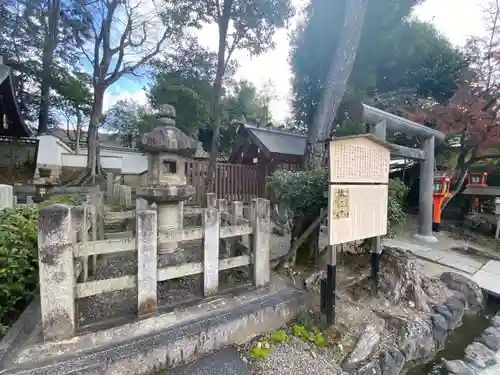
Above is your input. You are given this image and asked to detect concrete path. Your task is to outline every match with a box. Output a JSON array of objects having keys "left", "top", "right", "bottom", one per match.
[
  {"left": 383, "top": 238, "right": 500, "bottom": 297},
  {"left": 167, "top": 347, "right": 251, "bottom": 375}
]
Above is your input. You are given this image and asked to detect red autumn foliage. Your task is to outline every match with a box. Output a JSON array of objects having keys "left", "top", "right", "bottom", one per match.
[{"left": 412, "top": 86, "right": 500, "bottom": 157}]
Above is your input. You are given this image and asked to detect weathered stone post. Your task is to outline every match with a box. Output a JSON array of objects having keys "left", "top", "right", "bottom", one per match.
[
  {"left": 122, "top": 185, "right": 132, "bottom": 208},
  {"left": 251, "top": 198, "right": 271, "bottom": 287},
  {"left": 135, "top": 104, "right": 197, "bottom": 264},
  {"left": 0, "top": 184, "right": 13, "bottom": 210},
  {"left": 206, "top": 193, "right": 216, "bottom": 209},
  {"left": 38, "top": 204, "right": 76, "bottom": 340},
  {"left": 217, "top": 199, "right": 229, "bottom": 255},
  {"left": 137, "top": 209, "right": 158, "bottom": 318},
  {"left": 204, "top": 207, "right": 220, "bottom": 296},
  {"left": 106, "top": 172, "right": 114, "bottom": 200},
  {"left": 230, "top": 201, "right": 243, "bottom": 256},
  {"left": 136, "top": 197, "right": 148, "bottom": 211}
]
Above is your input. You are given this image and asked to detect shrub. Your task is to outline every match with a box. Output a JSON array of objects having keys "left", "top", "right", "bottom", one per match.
[
  {"left": 0, "top": 206, "right": 39, "bottom": 330},
  {"left": 267, "top": 168, "right": 327, "bottom": 225},
  {"left": 0, "top": 194, "right": 86, "bottom": 334},
  {"left": 37, "top": 194, "right": 87, "bottom": 208},
  {"left": 388, "top": 178, "right": 409, "bottom": 232},
  {"left": 268, "top": 169, "right": 408, "bottom": 233}
]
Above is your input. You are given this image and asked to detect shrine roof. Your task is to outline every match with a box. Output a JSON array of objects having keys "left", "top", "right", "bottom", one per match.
[
  {"left": 244, "top": 124, "right": 307, "bottom": 156},
  {"left": 0, "top": 60, "right": 33, "bottom": 138},
  {"left": 462, "top": 186, "right": 500, "bottom": 197}
]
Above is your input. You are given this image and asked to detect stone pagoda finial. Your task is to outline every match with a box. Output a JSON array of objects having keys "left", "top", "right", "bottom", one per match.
[
  {"left": 137, "top": 104, "right": 198, "bottom": 157},
  {"left": 155, "top": 104, "right": 176, "bottom": 127}
]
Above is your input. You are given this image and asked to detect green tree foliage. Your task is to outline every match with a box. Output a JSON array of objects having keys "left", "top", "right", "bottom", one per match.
[
  {"left": 290, "top": 0, "right": 468, "bottom": 129},
  {"left": 148, "top": 38, "right": 223, "bottom": 137},
  {"left": 199, "top": 0, "right": 295, "bottom": 188},
  {"left": 103, "top": 99, "right": 155, "bottom": 148},
  {"left": 148, "top": 40, "right": 269, "bottom": 154},
  {"left": 0, "top": 206, "right": 39, "bottom": 335},
  {"left": 0, "top": 0, "right": 92, "bottom": 132}
]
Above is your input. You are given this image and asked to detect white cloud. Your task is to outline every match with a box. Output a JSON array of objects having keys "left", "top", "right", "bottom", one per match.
[
  {"left": 103, "top": 88, "right": 148, "bottom": 111},
  {"left": 412, "top": 0, "right": 487, "bottom": 46}
]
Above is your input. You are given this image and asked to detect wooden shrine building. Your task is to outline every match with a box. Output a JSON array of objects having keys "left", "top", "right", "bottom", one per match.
[{"left": 0, "top": 56, "right": 38, "bottom": 182}]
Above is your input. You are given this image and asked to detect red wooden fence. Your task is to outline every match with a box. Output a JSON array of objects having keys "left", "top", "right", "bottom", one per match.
[{"left": 186, "top": 160, "right": 266, "bottom": 205}]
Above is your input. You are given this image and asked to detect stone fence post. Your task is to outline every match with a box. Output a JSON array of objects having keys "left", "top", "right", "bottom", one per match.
[
  {"left": 136, "top": 197, "right": 148, "bottom": 211},
  {"left": 0, "top": 184, "right": 13, "bottom": 210},
  {"left": 206, "top": 193, "right": 216, "bottom": 209},
  {"left": 230, "top": 201, "right": 243, "bottom": 256},
  {"left": 204, "top": 207, "right": 220, "bottom": 296},
  {"left": 136, "top": 209, "right": 158, "bottom": 319},
  {"left": 106, "top": 172, "right": 113, "bottom": 200},
  {"left": 250, "top": 198, "right": 271, "bottom": 287},
  {"left": 38, "top": 204, "right": 76, "bottom": 340},
  {"left": 122, "top": 185, "right": 132, "bottom": 208}
]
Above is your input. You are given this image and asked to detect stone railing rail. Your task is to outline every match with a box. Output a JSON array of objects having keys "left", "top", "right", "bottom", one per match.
[{"left": 37, "top": 195, "right": 270, "bottom": 341}]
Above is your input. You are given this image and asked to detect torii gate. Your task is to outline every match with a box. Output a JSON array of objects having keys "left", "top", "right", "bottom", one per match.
[{"left": 348, "top": 102, "right": 446, "bottom": 244}]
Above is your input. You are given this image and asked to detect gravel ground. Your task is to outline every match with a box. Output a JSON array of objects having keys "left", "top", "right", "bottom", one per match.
[{"left": 243, "top": 337, "right": 346, "bottom": 375}]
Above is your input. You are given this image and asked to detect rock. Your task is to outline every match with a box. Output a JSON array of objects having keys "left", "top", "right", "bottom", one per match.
[
  {"left": 380, "top": 250, "right": 430, "bottom": 312},
  {"left": 440, "top": 272, "right": 484, "bottom": 308},
  {"left": 464, "top": 342, "right": 497, "bottom": 369},
  {"left": 484, "top": 326, "right": 500, "bottom": 337},
  {"left": 378, "top": 347, "right": 405, "bottom": 375},
  {"left": 444, "top": 297, "right": 466, "bottom": 327},
  {"left": 396, "top": 318, "right": 435, "bottom": 362},
  {"left": 356, "top": 361, "right": 382, "bottom": 375},
  {"left": 443, "top": 359, "right": 477, "bottom": 375},
  {"left": 491, "top": 314, "right": 500, "bottom": 328},
  {"left": 477, "top": 326, "right": 500, "bottom": 352},
  {"left": 478, "top": 331, "right": 500, "bottom": 352},
  {"left": 434, "top": 305, "right": 456, "bottom": 330},
  {"left": 452, "top": 291, "right": 468, "bottom": 308},
  {"left": 431, "top": 313, "right": 448, "bottom": 348},
  {"left": 344, "top": 324, "right": 381, "bottom": 370}
]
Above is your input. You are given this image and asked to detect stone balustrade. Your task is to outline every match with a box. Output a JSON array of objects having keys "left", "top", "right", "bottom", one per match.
[{"left": 37, "top": 196, "right": 271, "bottom": 341}]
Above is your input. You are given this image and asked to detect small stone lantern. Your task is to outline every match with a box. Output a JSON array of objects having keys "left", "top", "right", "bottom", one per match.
[
  {"left": 32, "top": 165, "right": 56, "bottom": 203},
  {"left": 136, "top": 105, "right": 198, "bottom": 259}
]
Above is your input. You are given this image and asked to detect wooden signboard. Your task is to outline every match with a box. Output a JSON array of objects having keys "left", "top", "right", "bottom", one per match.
[{"left": 328, "top": 135, "right": 392, "bottom": 245}]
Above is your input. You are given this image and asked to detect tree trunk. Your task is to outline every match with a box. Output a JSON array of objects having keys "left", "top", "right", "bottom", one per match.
[
  {"left": 86, "top": 89, "right": 105, "bottom": 184},
  {"left": 441, "top": 165, "right": 468, "bottom": 213},
  {"left": 75, "top": 111, "right": 82, "bottom": 154},
  {"left": 206, "top": 0, "right": 232, "bottom": 194},
  {"left": 293, "top": 0, "right": 368, "bottom": 265},
  {"left": 37, "top": 0, "right": 61, "bottom": 135},
  {"left": 292, "top": 210, "right": 321, "bottom": 265},
  {"left": 306, "top": 0, "right": 368, "bottom": 168}
]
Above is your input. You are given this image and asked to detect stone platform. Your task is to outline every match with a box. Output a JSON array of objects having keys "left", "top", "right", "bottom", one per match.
[{"left": 0, "top": 275, "right": 307, "bottom": 375}]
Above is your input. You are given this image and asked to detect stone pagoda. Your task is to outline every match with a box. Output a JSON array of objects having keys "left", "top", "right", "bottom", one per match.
[{"left": 136, "top": 104, "right": 198, "bottom": 260}]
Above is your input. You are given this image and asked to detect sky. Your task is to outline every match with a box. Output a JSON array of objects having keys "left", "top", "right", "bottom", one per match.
[{"left": 104, "top": 0, "right": 489, "bottom": 122}]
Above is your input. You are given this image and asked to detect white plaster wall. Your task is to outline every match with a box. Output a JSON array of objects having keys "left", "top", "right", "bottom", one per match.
[
  {"left": 35, "top": 135, "right": 147, "bottom": 177},
  {"left": 62, "top": 153, "right": 122, "bottom": 170},
  {"left": 36, "top": 135, "right": 72, "bottom": 166},
  {"left": 79, "top": 146, "right": 147, "bottom": 174}
]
